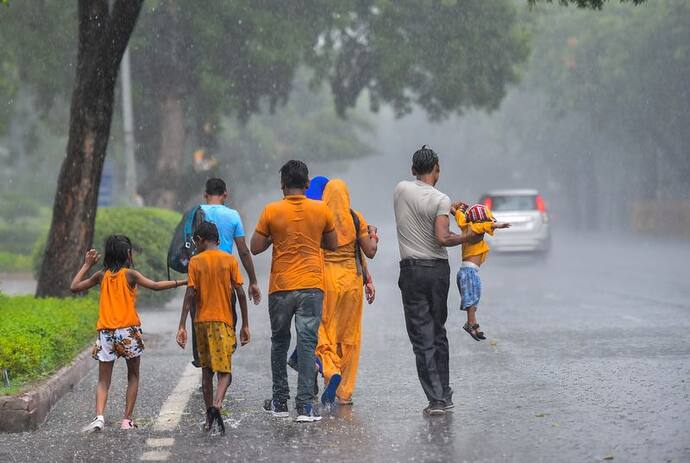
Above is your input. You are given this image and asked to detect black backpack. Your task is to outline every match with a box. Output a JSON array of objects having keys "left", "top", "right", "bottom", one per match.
[{"left": 167, "top": 205, "right": 206, "bottom": 279}]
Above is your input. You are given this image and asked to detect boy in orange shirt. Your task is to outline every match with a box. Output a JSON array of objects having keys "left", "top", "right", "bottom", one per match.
[
  {"left": 453, "top": 203, "right": 510, "bottom": 341},
  {"left": 176, "top": 222, "right": 250, "bottom": 435}
]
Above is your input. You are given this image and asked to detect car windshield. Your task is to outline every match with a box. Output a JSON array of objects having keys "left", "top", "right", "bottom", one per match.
[{"left": 489, "top": 195, "right": 537, "bottom": 211}]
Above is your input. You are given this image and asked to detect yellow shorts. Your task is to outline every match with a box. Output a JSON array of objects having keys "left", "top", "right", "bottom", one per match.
[{"left": 194, "top": 321, "right": 236, "bottom": 373}]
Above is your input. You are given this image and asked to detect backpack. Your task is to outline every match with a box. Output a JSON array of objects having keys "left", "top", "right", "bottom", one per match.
[
  {"left": 167, "top": 205, "right": 206, "bottom": 278},
  {"left": 350, "top": 209, "right": 369, "bottom": 286}
]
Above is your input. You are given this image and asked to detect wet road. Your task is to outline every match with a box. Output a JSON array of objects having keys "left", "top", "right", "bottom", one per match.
[{"left": 1, "top": 231, "right": 689, "bottom": 462}]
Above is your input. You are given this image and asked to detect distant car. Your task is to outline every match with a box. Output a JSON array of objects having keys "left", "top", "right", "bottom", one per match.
[{"left": 479, "top": 189, "right": 551, "bottom": 254}]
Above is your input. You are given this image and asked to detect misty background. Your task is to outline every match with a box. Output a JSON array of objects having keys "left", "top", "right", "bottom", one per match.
[{"left": 0, "top": 0, "right": 688, "bottom": 275}]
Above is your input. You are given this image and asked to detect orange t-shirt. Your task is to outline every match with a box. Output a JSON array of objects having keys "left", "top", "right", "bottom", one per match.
[
  {"left": 255, "top": 195, "right": 336, "bottom": 294},
  {"left": 97, "top": 269, "right": 140, "bottom": 330},
  {"left": 188, "top": 249, "right": 243, "bottom": 327}
]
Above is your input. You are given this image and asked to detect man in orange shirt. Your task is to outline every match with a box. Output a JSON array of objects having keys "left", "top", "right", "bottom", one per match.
[
  {"left": 176, "top": 222, "right": 250, "bottom": 435},
  {"left": 251, "top": 160, "right": 337, "bottom": 423}
]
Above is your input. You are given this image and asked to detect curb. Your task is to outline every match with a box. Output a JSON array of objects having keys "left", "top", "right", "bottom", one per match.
[{"left": 0, "top": 346, "right": 95, "bottom": 433}]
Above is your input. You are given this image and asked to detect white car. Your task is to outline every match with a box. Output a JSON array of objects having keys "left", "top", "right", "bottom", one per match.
[{"left": 480, "top": 189, "right": 551, "bottom": 254}]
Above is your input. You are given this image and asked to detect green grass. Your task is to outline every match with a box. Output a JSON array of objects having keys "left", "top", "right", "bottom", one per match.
[{"left": 0, "top": 293, "right": 98, "bottom": 395}]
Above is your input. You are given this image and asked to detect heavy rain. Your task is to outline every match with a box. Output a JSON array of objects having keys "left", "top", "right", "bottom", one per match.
[{"left": 0, "top": 1, "right": 688, "bottom": 462}]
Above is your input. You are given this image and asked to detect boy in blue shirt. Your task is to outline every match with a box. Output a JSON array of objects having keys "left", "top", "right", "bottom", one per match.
[{"left": 201, "top": 178, "right": 261, "bottom": 304}]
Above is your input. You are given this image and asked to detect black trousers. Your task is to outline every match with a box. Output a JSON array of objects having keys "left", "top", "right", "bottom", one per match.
[{"left": 398, "top": 259, "right": 452, "bottom": 404}]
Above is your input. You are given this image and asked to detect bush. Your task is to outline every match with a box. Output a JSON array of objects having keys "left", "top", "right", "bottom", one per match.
[
  {"left": 0, "top": 293, "right": 98, "bottom": 391},
  {"left": 0, "top": 251, "right": 32, "bottom": 273},
  {"left": 0, "top": 206, "right": 51, "bottom": 255},
  {"left": 33, "top": 207, "right": 183, "bottom": 306}
]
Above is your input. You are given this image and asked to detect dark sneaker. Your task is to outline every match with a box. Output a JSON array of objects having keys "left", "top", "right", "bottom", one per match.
[
  {"left": 423, "top": 401, "right": 447, "bottom": 416},
  {"left": 444, "top": 398, "right": 454, "bottom": 411},
  {"left": 287, "top": 348, "right": 298, "bottom": 372},
  {"left": 263, "top": 399, "right": 289, "bottom": 418},
  {"left": 320, "top": 373, "right": 341, "bottom": 406},
  {"left": 295, "top": 403, "right": 322, "bottom": 422}
]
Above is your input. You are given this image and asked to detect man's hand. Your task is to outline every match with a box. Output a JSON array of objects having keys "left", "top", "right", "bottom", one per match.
[
  {"left": 492, "top": 222, "right": 511, "bottom": 230},
  {"left": 365, "top": 281, "right": 376, "bottom": 304},
  {"left": 176, "top": 328, "right": 187, "bottom": 349},
  {"left": 248, "top": 283, "right": 261, "bottom": 305},
  {"left": 450, "top": 201, "right": 469, "bottom": 216},
  {"left": 240, "top": 325, "right": 251, "bottom": 346},
  {"left": 367, "top": 225, "right": 379, "bottom": 243},
  {"left": 84, "top": 249, "right": 101, "bottom": 268}
]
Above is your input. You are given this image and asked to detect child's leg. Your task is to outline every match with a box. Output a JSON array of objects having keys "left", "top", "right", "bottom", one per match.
[
  {"left": 96, "top": 361, "right": 115, "bottom": 416},
  {"left": 123, "top": 357, "right": 140, "bottom": 420},
  {"left": 214, "top": 373, "right": 232, "bottom": 409},
  {"left": 201, "top": 367, "right": 214, "bottom": 411},
  {"left": 466, "top": 306, "right": 478, "bottom": 326}
]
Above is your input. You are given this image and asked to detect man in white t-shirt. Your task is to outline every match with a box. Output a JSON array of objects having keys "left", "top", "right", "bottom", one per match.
[{"left": 393, "top": 145, "right": 479, "bottom": 416}]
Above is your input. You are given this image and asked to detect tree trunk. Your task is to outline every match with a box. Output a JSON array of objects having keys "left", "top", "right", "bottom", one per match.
[
  {"left": 36, "top": 0, "right": 144, "bottom": 298},
  {"left": 138, "top": 1, "right": 191, "bottom": 210},
  {"left": 144, "top": 91, "right": 187, "bottom": 209}
]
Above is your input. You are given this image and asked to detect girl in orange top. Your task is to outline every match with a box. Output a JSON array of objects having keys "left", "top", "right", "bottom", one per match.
[{"left": 70, "top": 235, "right": 185, "bottom": 433}]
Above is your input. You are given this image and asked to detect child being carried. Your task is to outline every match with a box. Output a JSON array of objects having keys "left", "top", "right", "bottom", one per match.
[{"left": 452, "top": 202, "right": 510, "bottom": 341}]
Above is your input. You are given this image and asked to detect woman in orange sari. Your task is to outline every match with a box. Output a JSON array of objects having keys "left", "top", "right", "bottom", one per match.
[{"left": 317, "top": 179, "right": 378, "bottom": 406}]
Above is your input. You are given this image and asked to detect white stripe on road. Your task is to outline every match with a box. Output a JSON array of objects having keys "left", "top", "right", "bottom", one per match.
[
  {"left": 145, "top": 438, "right": 175, "bottom": 447},
  {"left": 139, "top": 363, "right": 199, "bottom": 461},
  {"left": 140, "top": 450, "right": 172, "bottom": 461},
  {"left": 153, "top": 363, "right": 199, "bottom": 432}
]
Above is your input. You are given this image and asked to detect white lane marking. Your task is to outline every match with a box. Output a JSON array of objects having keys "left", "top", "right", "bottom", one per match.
[
  {"left": 145, "top": 438, "right": 175, "bottom": 447},
  {"left": 621, "top": 314, "right": 644, "bottom": 324},
  {"left": 140, "top": 364, "right": 199, "bottom": 461},
  {"left": 140, "top": 450, "right": 172, "bottom": 461},
  {"left": 153, "top": 363, "right": 199, "bottom": 432}
]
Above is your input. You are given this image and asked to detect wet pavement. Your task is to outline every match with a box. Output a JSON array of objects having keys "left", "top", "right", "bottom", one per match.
[{"left": 1, "top": 231, "right": 689, "bottom": 462}]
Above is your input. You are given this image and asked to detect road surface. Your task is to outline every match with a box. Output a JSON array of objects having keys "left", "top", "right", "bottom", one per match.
[{"left": 1, "top": 230, "right": 689, "bottom": 462}]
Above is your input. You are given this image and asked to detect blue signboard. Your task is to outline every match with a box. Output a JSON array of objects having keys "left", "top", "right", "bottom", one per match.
[{"left": 99, "top": 159, "right": 114, "bottom": 207}]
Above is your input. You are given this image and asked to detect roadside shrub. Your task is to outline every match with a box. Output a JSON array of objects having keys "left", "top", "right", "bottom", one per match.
[
  {"left": 33, "top": 207, "right": 182, "bottom": 306},
  {"left": 0, "top": 251, "right": 32, "bottom": 273},
  {"left": 0, "top": 293, "right": 98, "bottom": 391}
]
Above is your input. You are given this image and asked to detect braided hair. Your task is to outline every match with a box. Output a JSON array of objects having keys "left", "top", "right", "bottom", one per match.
[
  {"left": 103, "top": 235, "right": 133, "bottom": 273},
  {"left": 411, "top": 145, "right": 439, "bottom": 175}
]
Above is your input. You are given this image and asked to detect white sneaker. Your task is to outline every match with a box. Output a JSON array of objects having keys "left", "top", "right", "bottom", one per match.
[
  {"left": 81, "top": 415, "right": 105, "bottom": 433},
  {"left": 294, "top": 404, "right": 322, "bottom": 422}
]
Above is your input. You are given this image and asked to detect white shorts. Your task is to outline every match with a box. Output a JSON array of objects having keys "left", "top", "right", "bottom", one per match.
[{"left": 92, "top": 326, "right": 145, "bottom": 362}]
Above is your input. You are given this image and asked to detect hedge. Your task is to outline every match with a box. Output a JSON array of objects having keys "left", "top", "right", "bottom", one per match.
[
  {"left": 34, "top": 207, "right": 183, "bottom": 306},
  {"left": 0, "top": 293, "right": 98, "bottom": 393},
  {"left": 0, "top": 251, "right": 32, "bottom": 273}
]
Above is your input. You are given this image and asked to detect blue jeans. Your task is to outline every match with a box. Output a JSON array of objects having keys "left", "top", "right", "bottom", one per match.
[
  {"left": 457, "top": 265, "right": 481, "bottom": 310},
  {"left": 268, "top": 289, "right": 324, "bottom": 406}
]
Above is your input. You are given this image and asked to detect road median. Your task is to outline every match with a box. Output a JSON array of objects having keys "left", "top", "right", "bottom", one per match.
[{"left": 0, "top": 346, "right": 94, "bottom": 432}]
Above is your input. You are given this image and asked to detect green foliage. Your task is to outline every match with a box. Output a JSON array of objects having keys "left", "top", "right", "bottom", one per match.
[
  {"left": 0, "top": 193, "right": 51, "bottom": 256},
  {"left": 34, "top": 207, "right": 182, "bottom": 306},
  {"left": 529, "top": 0, "right": 690, "bottom": 196},
  {"left": 528, "top": 0, "right": 645, "bottom": 7},
  {"left": 0, "top": 293, "right": 98, "bottom": 392},
  {"left": 0, "top": 252, "right": 31, "bottom": 272}
]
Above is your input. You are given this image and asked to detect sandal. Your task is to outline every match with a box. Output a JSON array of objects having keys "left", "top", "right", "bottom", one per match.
[
  {"left": 463, "top": 322, "right": 483, "bottom": 341},
  {"left": 475, "top": 325, "right": 486, "bottom": 340}
]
